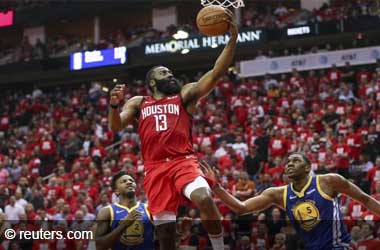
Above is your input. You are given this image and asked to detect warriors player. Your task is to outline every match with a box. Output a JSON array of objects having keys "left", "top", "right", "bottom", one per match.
[
  {"left": 109, "top": 14, "right": 238, "bottom": 250},
  {"left": 96, "top": 171, "right": 154, "bottom": 250},
  {"left": 201, "top": 153, "right": 380, "bottom": 250}
]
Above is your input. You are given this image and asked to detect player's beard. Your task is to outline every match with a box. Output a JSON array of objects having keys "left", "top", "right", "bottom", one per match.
[{"left": 155, "top": 77, "right": 181, "bottom": 95}]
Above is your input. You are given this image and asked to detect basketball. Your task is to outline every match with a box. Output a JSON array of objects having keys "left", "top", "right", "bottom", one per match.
[{"left": 196, "top": 5, "right": 230, "bottom": 36}]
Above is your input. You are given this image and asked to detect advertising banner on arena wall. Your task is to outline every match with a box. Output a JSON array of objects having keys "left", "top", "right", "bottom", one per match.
[
  {"left": 284, "top": 25, "right": 316, "bottom": 38},
  {"left": 70, "top": 46, "right": 127, "bottom": 71},
  {"left": 239, "top": 46, "right": 380, "bottom": 77},
  {"left": 144, "top": 28, "right": 265, "bottom": 55}
]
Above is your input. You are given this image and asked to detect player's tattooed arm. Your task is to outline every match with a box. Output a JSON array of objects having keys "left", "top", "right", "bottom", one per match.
[
  {"left": 108, "top": 84, "right": 143, "bottom": 132},
  {"left": 325, "top": 174, "right": 380, "bottom": 216},
  {"left": 181, "top": 15, "right": 238, "bottom": 104},
  {"left": 96, "top": 207, "right": 142, "bottom": 250}
]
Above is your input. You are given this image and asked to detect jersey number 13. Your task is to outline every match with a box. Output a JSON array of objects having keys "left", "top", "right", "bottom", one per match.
[{"left": 154, "top": 115, "right": 168, "bottom": 131}]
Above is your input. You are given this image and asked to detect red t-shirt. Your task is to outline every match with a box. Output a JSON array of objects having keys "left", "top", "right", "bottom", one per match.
[
  {"left": 367, "top": 166, "right": 380, "bottom": 183},
  {"left": 269, "top": 137, "right": 287, "bottom": 157},
  {"left": 348, "top": 200, "right": 366, "bottom": 219},
  {"left": 357, "top": 238, "right": 380, "bottom": 250},
  {"left": 328, "top": 69, "right": 342, "bottom": 82},
  {"left": 218, "top": 154, "right": 243, "bottom": 172},
  {"left": 40, "top": 140, "right": 56, "bottom": 155},
  {"left": 90, "top": 146, "right": 107, "bottom": 159},
  {"left": 264, "top": 164, "right": 285, "bottom": 186},
  {"left": 29, "top": 157, "right": 41, "bottom": 176},
  {"left": 332, "top": 144, "right": 350, "bottom": 169},
  {"left": 0, "top": 115, "right": 9, "bottom": 131},
  {"left": 345, "top": 133, "right": 362, "bottom": 160},
  {"left": 357, "top": 70, "right": 372, "bottom": 84}
]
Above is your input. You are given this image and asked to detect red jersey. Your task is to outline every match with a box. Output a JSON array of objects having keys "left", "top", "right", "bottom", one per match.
[
  {"left": 357, "top": 238, "right": 380, "bottom": 250},
  {"left": 138, "top": 95, "right": 194, "bottom": 162}
]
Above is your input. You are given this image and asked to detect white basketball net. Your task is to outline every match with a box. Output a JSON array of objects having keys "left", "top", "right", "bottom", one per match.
[{"left": 201, "top": 0, "right": 245, "bottom": 8}]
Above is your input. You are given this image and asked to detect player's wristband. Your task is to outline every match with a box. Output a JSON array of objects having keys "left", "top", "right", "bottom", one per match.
[{"left": 109, "top": 103, "right": 119, "bottom": 109}]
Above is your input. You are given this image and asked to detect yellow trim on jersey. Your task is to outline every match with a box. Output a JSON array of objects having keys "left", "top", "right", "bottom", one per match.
[
  {"left": 283, "top": 186, "right": 287, "bottom": 209},
  {"left": 109, "top": 205, "right": 114, "bottom": 227},
  {"left": 114, "top": 202, "right": 140, "bottom": 212},
  {"left": 316, "top": 175, "right": 334, "bottom": 201},
  {"left": 290, "top": 176, "right": 312, "bottom": 198},
  {"left": 144, "top": 203, "right": 153, "bottom": 222}
]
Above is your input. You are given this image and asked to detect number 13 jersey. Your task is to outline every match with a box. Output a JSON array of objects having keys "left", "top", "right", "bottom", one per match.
[{"left": 138, "top": 94, "right": 194, "bottom": 163}]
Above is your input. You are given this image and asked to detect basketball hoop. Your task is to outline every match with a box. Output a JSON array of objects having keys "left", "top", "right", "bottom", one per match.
[{"left": 201, "top": 0, "right": 245, "bottom": 9}]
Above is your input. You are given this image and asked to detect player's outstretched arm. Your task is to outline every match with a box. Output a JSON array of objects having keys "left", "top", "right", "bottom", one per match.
[
  {"left": 200, "top": 161, "right": 282, "bottom": 215},
  {"left": 181, "top": 14, "right": 238, "bottom": 104},
  {"left": 214, "top": 184, "right": 282, "bottom": 215},
  {"left": 108, "top": 84, "right": 143, "bottom": 132},
  {"left": 95, "top": 207, "right": 142, "bottom": 250},
  {"left": 327, "top": 174, "right": 380, "bottom": 216}
]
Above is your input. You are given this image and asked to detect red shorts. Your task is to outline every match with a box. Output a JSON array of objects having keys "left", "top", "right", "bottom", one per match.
[{"left": 143, "top": 155, "right": 211, "bottom": 216}]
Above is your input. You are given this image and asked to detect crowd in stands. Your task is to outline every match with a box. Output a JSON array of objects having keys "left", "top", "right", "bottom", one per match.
[
  {"left": 1, "top": 58, "right": 380, "bottom": 249},
  {"left": 1, "top": 0, "right": 380, "bottom": 65},
  {"left": 313, "top": 0, "right": 380, "bottom": 22}
]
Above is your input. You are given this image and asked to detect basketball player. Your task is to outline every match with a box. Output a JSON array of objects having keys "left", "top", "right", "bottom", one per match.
[
  {"left": 108, "top": 13, "right": 238, "bottom": 250},
  {"left": 201, "top": 152, "right": 380, "bottom": 250},
  {"left": 96, "top": 171, "right": 154, "bottom": 250}
]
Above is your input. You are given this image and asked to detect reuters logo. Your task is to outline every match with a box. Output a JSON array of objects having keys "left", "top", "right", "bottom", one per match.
[
  {"left": 292, "top": 201, "right": 320, "bottom": 231},
  {"left": 121, "top": 220, "right": 144, "bottom": 245}
]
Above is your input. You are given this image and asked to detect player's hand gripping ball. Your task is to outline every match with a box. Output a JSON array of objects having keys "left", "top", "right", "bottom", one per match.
[{"left": 196, "top": 5, "right": 233, "bottom": 36}]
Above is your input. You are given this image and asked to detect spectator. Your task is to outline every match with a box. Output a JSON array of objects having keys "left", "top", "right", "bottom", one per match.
[
  {"left": 14, "top": 191, "right": 27, "bottom": 209},
  {"left": 30, "top": 189, "right": 44, "bottom": 211},
  {"left": 0, "top": 161, "right": 9, "bottom": 185},
  {"left": 71, "top": 210, "right": 93, "bottom": 232},
  {"left": 270, "top": 233, "right": 286, "bottom": 250},
  {"left": 244, "top": 146, "right": 263, "bottom": 180},
  {"left": 350, "top": 225, "right": 362, "bottom": 248},
  {"left": 80, "top": 204, "right": 95, "bottom": 221},
  {"left": 214, "top": 141, "right": 228, "bottom": 159},
  {"left": 232, "top": 135, "right": 249, "bottom": 159},
  {"left": 4, "top": 196, "right": 25, "bottom": 225},
  {"left": 266, "top": 208, "right": 286, "bottom": 238},
  {"left": 235, "top": 235, "right": 253, "bottom": 250},
  {"left": 96, "top": 193, "right": 110, "bottom": 215},
  {"left": 357, "top": 222, "right": 380, "bottom": 250},
  {"left": 256, "top": 173, "right": 275, "bottom": 193},
  {"left": 269, "top": 129, "right": 288, "bottom": 159},
  {"left": 233, "top": 171, "right": 256, "bottom": 201},
  {"left": 53, "top": 204, "right": 74, "bottom": 224}
]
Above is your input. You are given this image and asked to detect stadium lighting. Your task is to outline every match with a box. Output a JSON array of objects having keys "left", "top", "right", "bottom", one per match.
[
  {"left": 173, "top": 30, "right": 189, "bottom": 40},
  {"left": 181, "top": 49, "right": 190, "bottom": 54},
  {"left": 113, "top": 78, "right": 118, "bottom": 83}
]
